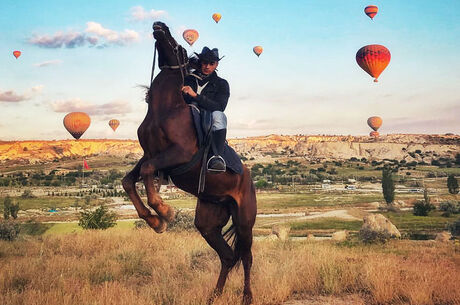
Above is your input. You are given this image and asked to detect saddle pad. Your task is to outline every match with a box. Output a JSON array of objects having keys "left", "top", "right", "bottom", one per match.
[{"left": 190, "top": 106, "right": 243, "bottom": 175}]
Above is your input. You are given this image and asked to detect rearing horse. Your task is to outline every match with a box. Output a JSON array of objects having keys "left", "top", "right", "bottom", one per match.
[{"left": 122, "top": 22, "right": 257, "bottom": 305}]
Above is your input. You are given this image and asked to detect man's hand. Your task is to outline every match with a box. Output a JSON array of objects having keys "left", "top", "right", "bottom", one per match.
[{"left": 181, "top": 86, "right": 197, "bottom": 98}]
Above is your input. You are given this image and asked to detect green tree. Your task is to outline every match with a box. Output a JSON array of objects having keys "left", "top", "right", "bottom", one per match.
[
  {"left": 78, "top": 205, "right": 117, "bottom": 230},
  {"left": 10, "top": 202, "right": 19, "bottom": 219},
  {"left": 3, "top": 196, "right": 12, "bottom": 220},
  {"left": 255, "top": 179, "right": 269, "bottom": 189},
  {"left": 382, "top": 167, "right": 395, "bottom": 204},
  {"left": 447, "top": 175, "right": 459, "bottom": 194}
]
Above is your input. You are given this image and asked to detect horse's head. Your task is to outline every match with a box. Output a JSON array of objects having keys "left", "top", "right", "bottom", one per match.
[{"left": 153, "top": 22, "right": 188, "bottom": 71}]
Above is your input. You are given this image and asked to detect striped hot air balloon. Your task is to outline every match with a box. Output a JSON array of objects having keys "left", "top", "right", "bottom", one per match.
[
  {"left": 212, "top": 13, "right": 221, "bottom": 23},
  {"left": 356, "top": 45, "right": 391, "bottom": 82},
  {"left": 364, "top": 5, "right": 378, "bottom": 20},
  {"left": 63, "top": 112, "right": 91, "bottom": 140},
  {"left": 108, "top": 119, "right": 120, "bottom": 131}
]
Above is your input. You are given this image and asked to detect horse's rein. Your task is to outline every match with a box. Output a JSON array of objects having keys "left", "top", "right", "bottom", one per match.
[{"left": 150, "top": 33, "right": 188, "bottom": 87}]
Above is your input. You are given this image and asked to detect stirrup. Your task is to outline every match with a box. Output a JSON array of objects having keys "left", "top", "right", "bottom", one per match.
[{"left": 207, "top": 155, "right": 226, "bottom": 173}]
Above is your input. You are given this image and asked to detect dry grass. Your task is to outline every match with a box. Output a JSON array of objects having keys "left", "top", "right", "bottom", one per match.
[{"left": 0, "top": 229, "right": 459, "bottom": 305}]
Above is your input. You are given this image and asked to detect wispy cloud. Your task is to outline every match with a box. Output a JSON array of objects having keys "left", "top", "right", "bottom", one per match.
[
  {"left": 29, "top": 22, "right": 139, "bottom": 48},
  {"left": 0, "top": 86, "right": 43, "bottom": 103},
  {"left": 129, "top": 6, "right": 167, "bottom": 21},
  {"left": 29, "top": 31, "right": 94, "bottom": 48},
  {"left": 33, "top": 59, "right": 63, "bottom": 67},
  {"left": 50, "top": 99, "right": 132, "bottom": 115}
]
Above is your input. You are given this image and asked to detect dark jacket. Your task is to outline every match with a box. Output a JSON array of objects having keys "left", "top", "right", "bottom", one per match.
[{"left": 183, "top": 71, "right": 230, "bottom": 112}]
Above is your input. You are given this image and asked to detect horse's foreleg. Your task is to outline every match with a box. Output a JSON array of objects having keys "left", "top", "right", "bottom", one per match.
[
  {"left": 140, "top": 146, "right": 191, "bottom": 223},
  {"left": 122, "top": 157, "right": 167, "bottom": 233}
]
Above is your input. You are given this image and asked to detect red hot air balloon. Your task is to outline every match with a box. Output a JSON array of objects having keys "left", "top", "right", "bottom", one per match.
[
  {"left": 253, "top": 46, "right": 263, "bottom": 57},
  {"left": 364, "top": 5, "right": 378, "bottom": 20},
  {"left": 13, "top": 51, "right": 21, "bottom": 59},
  {"left": 63, "top": 112, "right": 91, "bottom": 140},
  {"left": 356, "top": 45, "right": 391, "bottom": 82},
  {"left": 367, "top": 116, "right": 383, "bottom": 131},
  {"left": 108, "top": 119, "right": 120, "bottom": 131},
  {"left": 182, "top": 29, "right": 199, "bottom": 46}
]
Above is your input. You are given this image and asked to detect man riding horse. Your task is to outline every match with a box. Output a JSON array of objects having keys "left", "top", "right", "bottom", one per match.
[{"left": 181, "top": 47, "right": 229, "bottom": 172}]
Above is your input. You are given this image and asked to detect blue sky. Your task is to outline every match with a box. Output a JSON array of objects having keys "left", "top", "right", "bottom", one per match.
[{"left": 1, "top": 0, "right": 459, "bottom": 140}]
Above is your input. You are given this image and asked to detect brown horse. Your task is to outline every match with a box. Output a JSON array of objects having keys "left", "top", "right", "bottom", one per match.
[{"left": 122, "top": 22, "right": 257, "bottom": 305}]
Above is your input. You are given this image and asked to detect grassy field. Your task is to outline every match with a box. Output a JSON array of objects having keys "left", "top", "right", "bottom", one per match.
[
  {"left": 288, "top": 218, "right": 363, "bottom": 231},
  {"left": 0, "top": 229, "right": 459, "bottom": 305},
  {"left": 382, "top": 211, "right": 458, "bottom": 234}
]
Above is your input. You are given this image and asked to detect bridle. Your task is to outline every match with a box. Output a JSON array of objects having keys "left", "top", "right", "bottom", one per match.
[{"left": 150, "top": 28, "right": 189, "bottom": 86}]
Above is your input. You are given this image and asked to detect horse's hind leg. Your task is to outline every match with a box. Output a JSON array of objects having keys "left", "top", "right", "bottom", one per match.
[
  {"left": 122, "top": 157, "right": 166, "bottom": 233},
  {"left": 194, "top": 199, "right": 234, "bottom": 304},
  {"left": 236, "top": 172, "right": 257, "bottom": 305}
]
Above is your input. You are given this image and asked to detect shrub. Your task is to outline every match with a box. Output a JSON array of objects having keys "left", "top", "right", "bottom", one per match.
[
  {"left": 167, "top": 209, "right": 195, "bottom": 232},
  {"left": 134, "top": 219, "right": 148, "bottom": 229},
  {"left": 413, "top": 201, "right": 435, "bottom": 216},
  {"left": 78, "top": 205, "right": 117, "bottom": 230},
  {"left": 0, "top": 221, "right": 20, "bottom": 241},
  {"left": 448, "top": 219, "right": 460, "bottom": 236},
  {"left": 20, "top": 189, "right": 35, "bottom": 198},
  {"left": 439, "top": 201, "right": 460, "bottom": 217},
  {"left": 359, "top": 227, "right": 390, "bottom": 244}
]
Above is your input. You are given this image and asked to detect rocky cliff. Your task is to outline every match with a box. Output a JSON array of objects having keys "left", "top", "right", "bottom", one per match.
[{"left": 0, "top": 134, "right": 458, "bottom": 165}]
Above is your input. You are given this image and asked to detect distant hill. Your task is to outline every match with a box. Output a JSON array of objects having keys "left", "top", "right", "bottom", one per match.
[{"left": 0, "top": 134, "right": 458, "bottom": 165}]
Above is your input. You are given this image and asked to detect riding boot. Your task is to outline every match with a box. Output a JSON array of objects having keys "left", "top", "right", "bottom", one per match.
[{"left": 207, "top": 129, "right": 227, "bottom": 172}]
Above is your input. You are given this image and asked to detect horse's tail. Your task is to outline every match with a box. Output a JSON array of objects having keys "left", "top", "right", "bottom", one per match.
[
  {"left": 223, "top": 220, "right": 242, "bottom": 271},
  {"left": 223, "top": 168, "right": 256, "bottom": 271}
]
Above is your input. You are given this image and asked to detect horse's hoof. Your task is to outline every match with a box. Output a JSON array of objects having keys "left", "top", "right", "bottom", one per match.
[
  {"left": 242, "top": 294, "right": 253, "bottom": 305},
  {"left": 146, "top": 215, "right": 167, "bottom": 233},
  {"left": 153, "top": 218, "right": 168, "bottom": 233}
]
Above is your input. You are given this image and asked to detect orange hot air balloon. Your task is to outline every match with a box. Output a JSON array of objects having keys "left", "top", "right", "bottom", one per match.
[
  {"left": 108, "top": 119, "right": 120, "bottom": 131},
  {"left": 367, "top": 116, "right": 383, "bottom": 131},
  {"left": 182, "top": 29, "right": 199, "bottom": 46},
  {"left": 63, "top": 112, "right": 91, "bottom": 140},
  {"left": 364, "top": 5, "right": 378, "bottom": 20},
  {"left": 253, "top": 46, "right": 263, "bottom": 57},
  {"left": 212, "top": 13, "right": 221, "bottom": 23},
  {"left": 369, "top": 131, "right": 380, "bottom": 137},
  {"left": 13, "top": 50, "right": 21, "bottom": 59},
  {"left": 356, "top": 45, "right": 391, "bottom": 82}
]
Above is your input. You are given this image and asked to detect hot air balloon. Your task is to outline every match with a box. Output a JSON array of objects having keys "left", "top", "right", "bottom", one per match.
[
  {"left": 212, "top": 13, "right": 221, "bottom": 23},
  {"left": 13, "top": 51, "right": 21, "bottom": 59},
  {"left": 356, "top": 45, "right": 391, "bottom": 82},
  {"left": 367, "top": 116, "right": 382, "bottom": 131},
  {"left": 63, "top": 112, "right": 91, "bottom": 140},
  {"left": 369, "top": 131, "right": 380, "bottom": 137},
  {"left": 364, "top": 5, "right": 378, "bottom": 20},
  {"left": 108, "top": 119, "right": 120, "bottom": 131},
  {"left": 182, "top": 29, "right": 199, "bottom": 46},
  {"left": 253, "top": 46, "right": 263, "bottom": 57}
]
